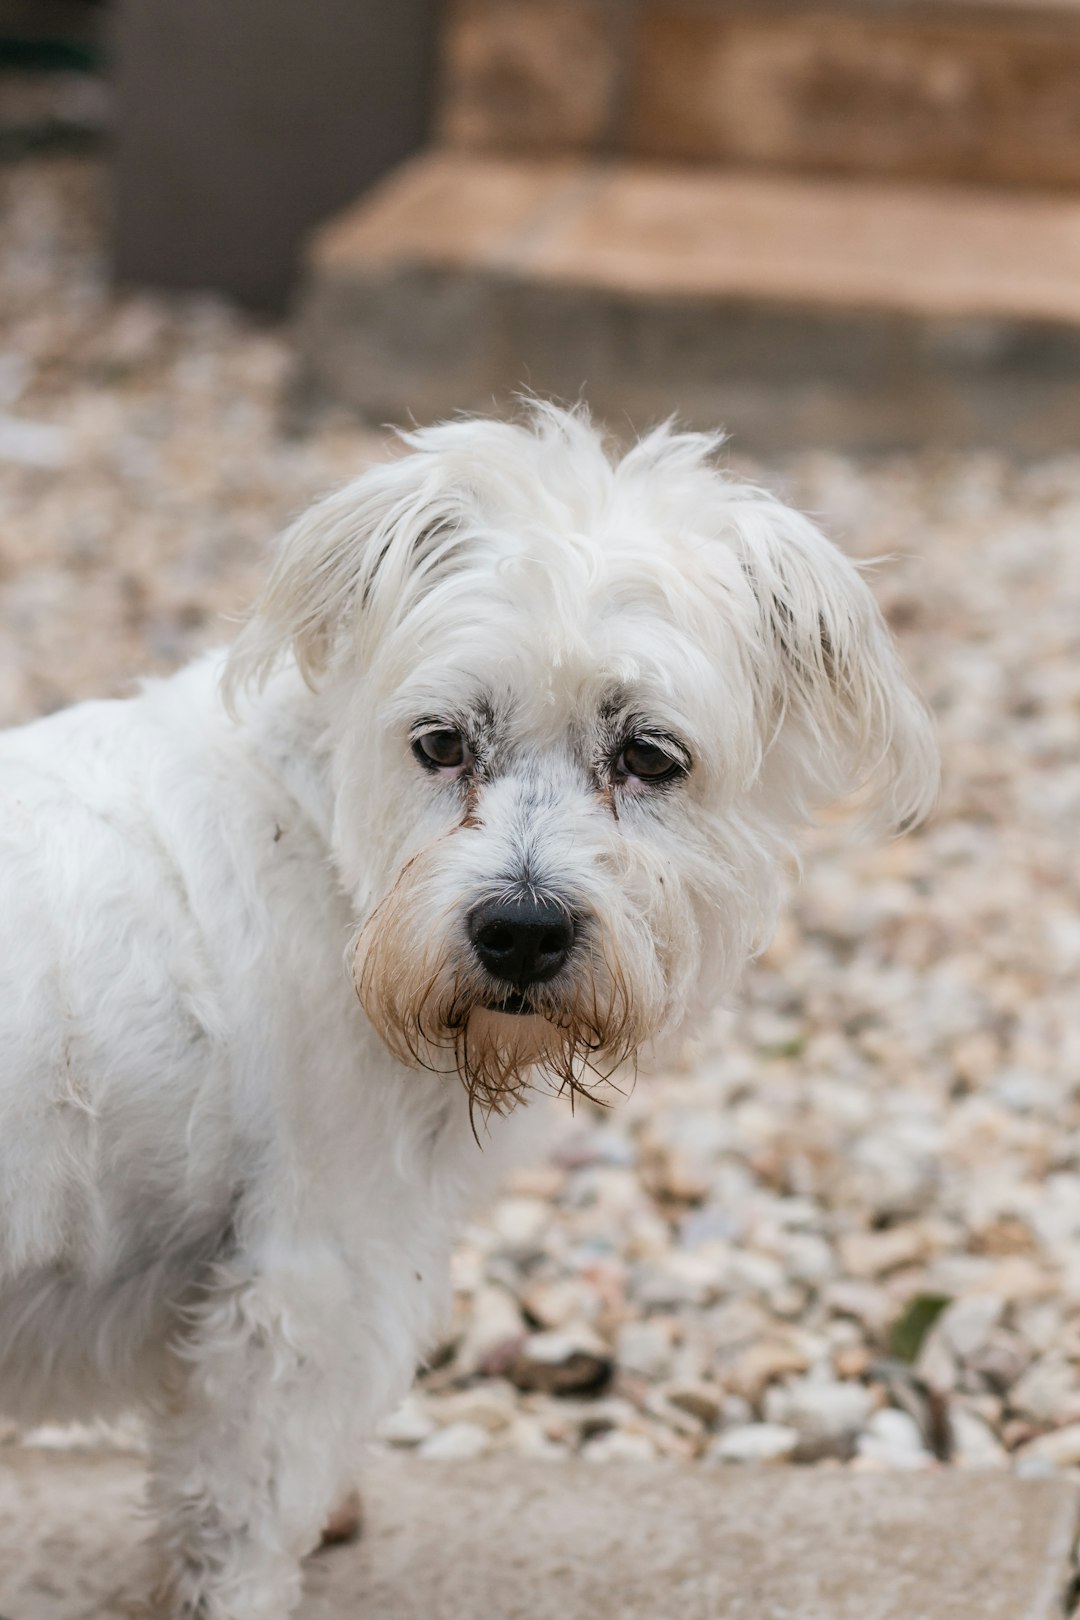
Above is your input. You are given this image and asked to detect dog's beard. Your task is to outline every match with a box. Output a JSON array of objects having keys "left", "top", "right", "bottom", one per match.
[{"left": 353, "top": 871, "right": 645, "bottom": 1131}]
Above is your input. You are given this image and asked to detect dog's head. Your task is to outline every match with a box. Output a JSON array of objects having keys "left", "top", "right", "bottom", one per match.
[{"left": 227, "top": 405, "right": 937, "bottom": 1120}]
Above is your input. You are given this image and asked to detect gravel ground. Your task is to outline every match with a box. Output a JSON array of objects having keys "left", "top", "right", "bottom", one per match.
[{"left": 4, "top": 156, "right": 1080, "bottom": 1479}]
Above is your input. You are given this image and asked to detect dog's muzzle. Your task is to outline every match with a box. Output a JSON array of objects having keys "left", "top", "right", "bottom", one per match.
[{"left": 467, "top": 895, "right": 575, "bottom": 1011}]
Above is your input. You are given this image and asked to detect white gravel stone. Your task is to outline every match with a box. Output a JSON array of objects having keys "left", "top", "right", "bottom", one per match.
[
  {"left": 0, "top": 413, "right": 70, "bottom": 468},
  {"left": 949, "top": 1408, "right": 1008, "bottom": 1470},
  {"left": 428, "top": 1386, "right": 516, "bottom": 1434},
  {"left": 838, "top": 1226, "right": 927, "bottom": 1280},
  {"left": 916, "top": 1330, "right": 960, "bottom": 1396},
  {"left": 453, "top": 1285, "right": 526, "bottom": 1378},
  {"left": 763, "top": 1378, "right": 875, "bottom": 1453},
  {"left": 857, "top": 1409, "right": 933, "bottom": 1470},
  {"left": 378, "top": 1395, "right": 436, "bottom": 1448},
  {"left": 520, "top": 1278, "right": 599, "bottom": 1330},
  {"left": 1014, "top": 1423, "right": 1080, "bottom": 1471},
  {"left": 1009, "top": 1355, "right": 1080, "bottom": 1426},
  {"left": 823, "top": 1281, "right": 893, "bottom": 1334},
  {"left": 503, "top": 1416, "right": 569, "bottom": 1459},
  {"left": 723, "top": 1338, "right": 811, "bottom": 1404},
  {"left": 581, "top": 1430, "right": 657, "bottom": 1464},
  {"left": 938, "top": 1295, "right": 1005, "bottom": 1362},
  {"left": 489, "top": 1197, "right": 551, "bottom": 1252},
  {"left": 632, "top": 1252, "right": 724, "bottom": 1310},
  {"left": 664, "top": 1383, "right": 725, "bottom": 1427},
  {"left": 709, "top": 1425, "right": 800, "bottom": 1465},
  {"left": 418, "top": 1423, "right": 492, "bottom": 1461},
  {"left": 615, "top": 1321, "right": 678, "bottom": 1381}
]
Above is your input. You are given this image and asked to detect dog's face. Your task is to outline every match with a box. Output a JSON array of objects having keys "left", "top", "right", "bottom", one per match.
[{"left": 229, "top": 407, "right": 937, "bottom": 1119}]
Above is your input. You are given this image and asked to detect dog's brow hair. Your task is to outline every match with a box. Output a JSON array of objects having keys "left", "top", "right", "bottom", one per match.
[
  {"left": 409, "top": 693, "right": 511, "bottom": 777},
  {"left": 591, "top": 696, "right": 692, "bottom": 787}
]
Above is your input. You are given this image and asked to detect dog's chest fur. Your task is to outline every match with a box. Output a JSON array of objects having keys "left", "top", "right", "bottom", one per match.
[{"left": 0, "top": 653, "right": 526, "bottom": 1425}]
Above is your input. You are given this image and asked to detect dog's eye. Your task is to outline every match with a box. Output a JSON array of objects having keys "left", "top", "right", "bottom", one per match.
[
  {"left": 412, "top": 728, "right": 468, "bottom": 772},
  {"left": 617, "top": 738, "right": 685, "bottom": 785}
]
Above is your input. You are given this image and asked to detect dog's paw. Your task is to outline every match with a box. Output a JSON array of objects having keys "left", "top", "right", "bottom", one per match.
[{"left": 149, "top": 1558, "right": 299, "bottom": 1620}]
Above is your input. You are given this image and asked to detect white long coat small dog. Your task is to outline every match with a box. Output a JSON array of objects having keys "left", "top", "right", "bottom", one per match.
[{"left": 0, "top": 406, "right": 937, "bottom": 1617}]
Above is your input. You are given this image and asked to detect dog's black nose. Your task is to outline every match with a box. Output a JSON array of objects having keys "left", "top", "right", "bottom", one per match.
[{"left": 468, "top": 896, "right": 575, "bottom": 988}]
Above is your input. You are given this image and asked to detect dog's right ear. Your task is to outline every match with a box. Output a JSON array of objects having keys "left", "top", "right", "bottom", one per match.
[
  {"left": 223, "top": 451, "right": 465, "bottom": 708},
  {"left": 720, "top": 488, "right": 939, "bottom": 837}
]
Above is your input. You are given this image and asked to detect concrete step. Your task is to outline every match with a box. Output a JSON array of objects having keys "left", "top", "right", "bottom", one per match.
[
  {"left": 438, "top": 0, "right": 1080, "bottom": 191},
  {"left": 0, "top": 1444, "right": 1076, "bottom": 1619},
  {"left": 297, "top": 151, "right": 1080, "bottom": 452}
]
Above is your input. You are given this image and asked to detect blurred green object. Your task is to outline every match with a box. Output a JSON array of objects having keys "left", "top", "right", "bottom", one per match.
[
  {"left": 0, "top": 37, "right": 102, "bottom": 71},
  {"left": 0, "top": 0, "right": 108, "bottom": 157},
  {"left": 0, "top": 0, "right": 105, "bottom": 69},
  {"left": 889, "top": 1294, "right": 953, "bottom": 1365}
]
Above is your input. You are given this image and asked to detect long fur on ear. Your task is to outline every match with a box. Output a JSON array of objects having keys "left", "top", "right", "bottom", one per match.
[
  {"left": 222, "top": 449, "right": 468, "bottom": 710},
  {"left": 720, "top": 488, "right": 938, "bottom": 834},
  {"left": 222, "top": 403, "right": 605, "bottom": 711},
  {"left": 221, "top": 403, "right": 606, "bottom": 713}
]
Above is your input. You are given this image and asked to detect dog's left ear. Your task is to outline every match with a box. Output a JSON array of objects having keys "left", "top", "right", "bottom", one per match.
[
  {"left": 223, "top": 450, "right": 466, "bottom": 708},
  {"left": 726, "top": 491, "right": 938, "bottom": 834}
]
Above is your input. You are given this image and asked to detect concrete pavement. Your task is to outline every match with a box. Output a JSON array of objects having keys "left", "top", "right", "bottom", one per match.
[{"left": 0, "top": 1446, "right": 1076, "bottom": 1620}]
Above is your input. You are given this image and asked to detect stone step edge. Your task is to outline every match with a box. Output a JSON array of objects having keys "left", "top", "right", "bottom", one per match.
[{"left": 308, "top": 151, "right": 1080, "bottom": 329}]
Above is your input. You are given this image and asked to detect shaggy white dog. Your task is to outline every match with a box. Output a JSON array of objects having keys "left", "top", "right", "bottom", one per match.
[{"left": 0, "top": 405, "right": 937, "bottom": 1617}]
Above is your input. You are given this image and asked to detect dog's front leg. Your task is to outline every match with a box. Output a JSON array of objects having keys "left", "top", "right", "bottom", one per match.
[{"left": 147, "top": 1248, "right": 368, "bottom": 1620}]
